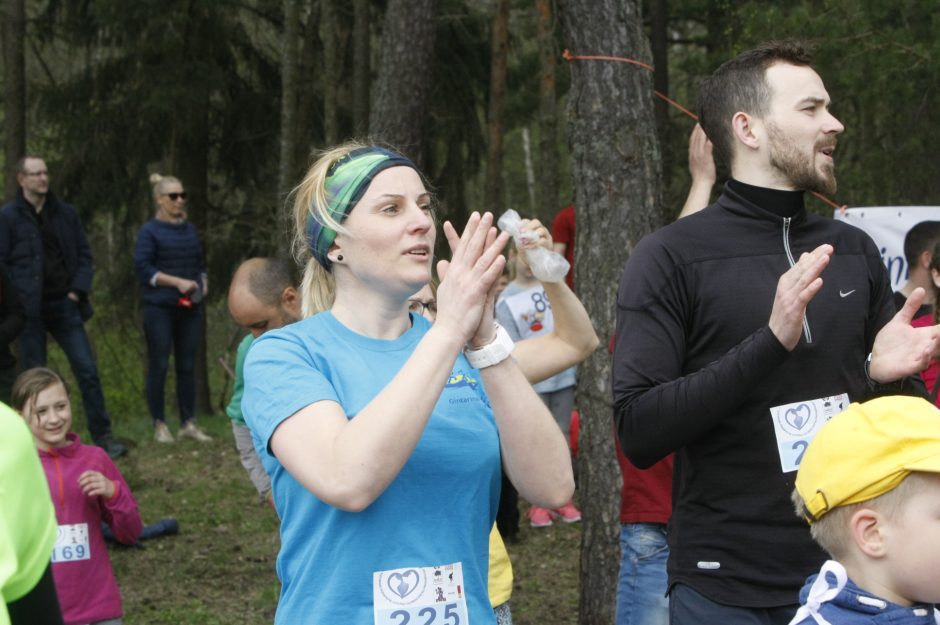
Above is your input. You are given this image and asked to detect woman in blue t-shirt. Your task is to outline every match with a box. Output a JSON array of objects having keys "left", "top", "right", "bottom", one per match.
[
  {"left": 242, "top": 143, "right": 574, "bottom": 625},
  {"left": 133, "top": 174, "right": 211, "bottom": 444}
]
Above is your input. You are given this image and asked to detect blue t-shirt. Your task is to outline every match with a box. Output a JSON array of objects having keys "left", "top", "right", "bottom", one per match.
[{"left": 243, "top": 311, "right": 501, "bottom": 625}]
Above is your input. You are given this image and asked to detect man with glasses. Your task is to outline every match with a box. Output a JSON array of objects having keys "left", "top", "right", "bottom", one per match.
[{"left": 0, "top": 156, "right": 127, "bottom": 459}]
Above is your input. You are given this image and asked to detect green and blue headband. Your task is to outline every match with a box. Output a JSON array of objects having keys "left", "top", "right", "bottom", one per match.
[{"left": 306, "top": 146, "right": 418, "bottom": 270}]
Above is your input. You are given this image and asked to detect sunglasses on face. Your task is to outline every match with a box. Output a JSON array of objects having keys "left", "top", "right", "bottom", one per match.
[{"left": 163, "top": 192, "right": 187, "bottom": 201}]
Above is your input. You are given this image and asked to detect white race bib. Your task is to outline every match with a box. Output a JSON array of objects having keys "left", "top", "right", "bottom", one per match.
[
  {"left": 769, "top": 394, "right": 849, "bottom": 473},
  {"left": 51, "top": 523, "right": 91, "bottom": 563},
  {"left": 373, "top": 562, "right": 469, "bottom": 625}
]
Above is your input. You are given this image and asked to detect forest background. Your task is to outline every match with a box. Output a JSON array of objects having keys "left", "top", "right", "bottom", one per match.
[{"left": 2, "top": 0, "right": 939, "bottom": 624}]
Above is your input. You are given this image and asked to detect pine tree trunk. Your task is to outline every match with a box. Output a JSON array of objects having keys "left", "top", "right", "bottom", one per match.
[
  {"left": 485, "top": 0, "right": 510, "bottom": 215},
  {"left": 650, "top": 0, "right": 669, "bottom": 128},
  {"left": 650, "top": 0, "right": 671, "bottom": 190},
  {"left": 352, "top": 0, "right": 371, "bottom": 135},
  {"left": 2, "top": 0, "right": 26, "bottom": 199},
  {"left": 556, "top": 0, "right": 664, "bottom": 623},
  {"left": 278, "top": 0, "right": 301, "bottom": 201},
  {"left": 535, "top": 0, "right": 558, "bottom": 223},
  {"left": 369, "top": 0, "right": 436, "bottom": 166},
  {"left": 320, "top": 0, "right": 340, "bottom": 145}
]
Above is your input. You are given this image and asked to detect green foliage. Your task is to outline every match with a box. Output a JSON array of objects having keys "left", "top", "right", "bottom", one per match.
[{"left": 28, "top": 0, "right": 284, "bottom": 304}]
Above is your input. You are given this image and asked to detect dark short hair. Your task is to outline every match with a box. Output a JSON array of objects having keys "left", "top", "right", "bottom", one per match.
[
  {"left": 246, "top": 257, "right": 297, "bottom": 307},
  {"left": 698, "top": 40, "right": 813, "bottom": 169},
  {"left": 904, "top": 221, "right": 940, "bottom": 267}
]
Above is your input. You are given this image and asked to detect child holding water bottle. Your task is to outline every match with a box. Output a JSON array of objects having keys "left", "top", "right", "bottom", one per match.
[
  {"left": 13, "top": 367, "right": 142, "bottom": 625},
  {"left": 495, "top": 213, "right": 581, "bottom": 528}
]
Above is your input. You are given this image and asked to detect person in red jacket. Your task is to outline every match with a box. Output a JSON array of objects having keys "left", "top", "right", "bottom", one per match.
[{"left": 13, "top": 367, "right": 142, "bottom": 625}]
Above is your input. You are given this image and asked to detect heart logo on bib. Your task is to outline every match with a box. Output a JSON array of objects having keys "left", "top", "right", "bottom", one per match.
[
  {"left": 784, "top": 404, "right": 812, "bottom": 433},
  {"left": 388, "top": 569, "right": 420, "bottom": 599}
]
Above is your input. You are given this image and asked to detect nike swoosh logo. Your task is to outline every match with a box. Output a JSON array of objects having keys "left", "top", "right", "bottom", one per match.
[{"left": 839, "top": 290, "right": 856, "bottom": 298}]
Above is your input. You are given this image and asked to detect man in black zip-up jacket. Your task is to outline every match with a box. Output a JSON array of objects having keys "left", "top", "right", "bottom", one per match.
[
  {"left": 0, "top": 157, "right": 126, "bottom": 459},
  {"left": 613, "top": 41, "right": 937, "bottom": 624}
]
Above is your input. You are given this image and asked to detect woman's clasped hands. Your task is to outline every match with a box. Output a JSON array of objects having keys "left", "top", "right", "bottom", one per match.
[{"left": 434, "top": 212, "right": 510, "bottom": 349}]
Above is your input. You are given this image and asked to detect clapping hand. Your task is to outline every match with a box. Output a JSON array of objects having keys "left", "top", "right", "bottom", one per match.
[
  {"left": 869, "top": 287, "right": 940, "bottom": 383},
  {"left": 435, "top": 212, "right": 509, "bottom": 347}
]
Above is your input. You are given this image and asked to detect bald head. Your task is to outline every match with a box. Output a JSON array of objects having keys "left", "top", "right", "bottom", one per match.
[{"left": 228, "top": 257, "right": 301, "bottom": 337}]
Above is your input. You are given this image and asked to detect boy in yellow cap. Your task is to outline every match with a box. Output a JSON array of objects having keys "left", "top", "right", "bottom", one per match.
[{"left": 789, "top": 395, "right": 940, "bottom": 624}]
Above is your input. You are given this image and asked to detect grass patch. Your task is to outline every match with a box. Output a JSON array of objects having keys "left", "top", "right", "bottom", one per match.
[
  {"left": 507, "top": 514, "right": 581, "bottom": 624},
  {"left": 108, "top": 414, "right": 280, "bottom": 625}
]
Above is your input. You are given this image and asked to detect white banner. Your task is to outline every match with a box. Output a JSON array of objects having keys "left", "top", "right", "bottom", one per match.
[{"left": 833, "top": 206, "right": 940, "bottom": 291}]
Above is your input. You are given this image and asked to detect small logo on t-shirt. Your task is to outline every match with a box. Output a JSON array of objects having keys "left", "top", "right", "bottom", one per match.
[
  {"left": 445, "top": 369, "right": 482, "bottom": 405},
  {"left": 446, "top": 370, "right": 478, "bottom": 391}
]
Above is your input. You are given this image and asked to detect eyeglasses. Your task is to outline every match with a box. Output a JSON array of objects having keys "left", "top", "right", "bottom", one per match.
[
  {"left": 408, "top": 299, "right": 437, "bottom": 317},
  {"left": 163, "top": 192, "right": 187, "bottom": 201},
  {"left": 23, "top": 170, "right": 48, "bottom": 177}
]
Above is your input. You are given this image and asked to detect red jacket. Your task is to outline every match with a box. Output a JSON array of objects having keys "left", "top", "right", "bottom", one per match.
[
  {"left": 38, "top": 433, "right": 142, "bottom": 625},
  {"left": 616, "top": 437, "right": 673, "bottom": 524},
  {"left": 609, "top": 333, "right": 673, "bottom": 524}
]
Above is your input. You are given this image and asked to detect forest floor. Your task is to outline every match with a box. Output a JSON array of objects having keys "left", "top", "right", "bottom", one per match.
[{"left": 104, "top": 413, "right": 581, "bottom": 625}]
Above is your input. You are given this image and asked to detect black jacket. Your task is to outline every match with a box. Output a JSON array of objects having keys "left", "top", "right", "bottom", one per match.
[
  {"left": 0, "top": 264, "right": 25, "bottom": 367},
  {"left": 613, "top": 184, "right": 924, "bottom": 607},
  {"left": 0, "top": 189, "right": 94, "bottom": 320}
]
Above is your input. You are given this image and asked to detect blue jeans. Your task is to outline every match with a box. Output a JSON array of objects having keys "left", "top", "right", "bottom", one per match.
[
  {"left": 670, "top": 583, "right": 798, "bottom": 625},
  {"left": 143, "top": 304, "right": 202, "bottom": 425},
  {"left": 19, "top": 296, "right": 113, "bottom": 441},
  {"left": 616, "top": 523, "right": 669, "bottom": 625}
]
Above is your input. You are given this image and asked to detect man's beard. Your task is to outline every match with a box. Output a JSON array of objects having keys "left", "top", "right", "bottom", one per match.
[{"left": 767, "top": 122, "right": 837, "bottom": 195}]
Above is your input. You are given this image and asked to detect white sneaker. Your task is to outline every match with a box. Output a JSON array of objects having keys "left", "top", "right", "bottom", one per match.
[
  {"left": 154, "top": 422, "right": 174, "bottom": 443},
  {"left": 178, "top": 421, "right": 212, "bottom": 442}
]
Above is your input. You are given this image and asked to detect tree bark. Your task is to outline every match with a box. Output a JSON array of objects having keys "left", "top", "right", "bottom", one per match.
[
  {"left": 556, "top": 1, "right": 664, "bottom": 623},
  {"left": 352, "top": 0, "right": 371, "bottom": 135},
  {"left": 485, "top": 0, "right": 509, "bottom": 215},
  {"left": 320, "top": 0, "right": 340, "bottom": 145},
  {"left": 535, "top": 0, "right": 558, "bottom": 223},
  {"left": 294, "top": 0, "right": 323, "bottom": 173},
  {"left": 649, "top": 0, "right": 672, "bottom": 224},
  {"left": 2, "top": 0, "right": 26, "bottom": 199},
  {"left": 368, "top": 0, "right": 436, "bottom": 167},
  {"left": 521, "top": 126, "right": 536, "bottom": 213},
  {"left": 650, "top": 0, "right": 669, "bottom": 129},
  {"left": 278, "top": 0, "right": 301, "bottom": 201}
]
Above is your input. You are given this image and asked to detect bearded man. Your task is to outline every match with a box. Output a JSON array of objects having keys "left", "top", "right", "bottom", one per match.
[{"left": 613, "top": 40, "right": 938, "bottom": 624}]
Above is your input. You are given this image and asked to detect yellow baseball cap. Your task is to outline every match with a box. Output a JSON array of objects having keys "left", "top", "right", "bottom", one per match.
[{"left": 795, "top": 395, "right": 940, "bottom": 522}]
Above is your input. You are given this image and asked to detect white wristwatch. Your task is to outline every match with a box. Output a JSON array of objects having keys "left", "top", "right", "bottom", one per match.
[{"left": 464, "top": 323, "right": 515, "bottom": 369}]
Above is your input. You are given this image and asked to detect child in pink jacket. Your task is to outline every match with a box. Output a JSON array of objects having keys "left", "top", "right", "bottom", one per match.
[{"left": 13, "top": 367, "right": 142, "bottom": 625}]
